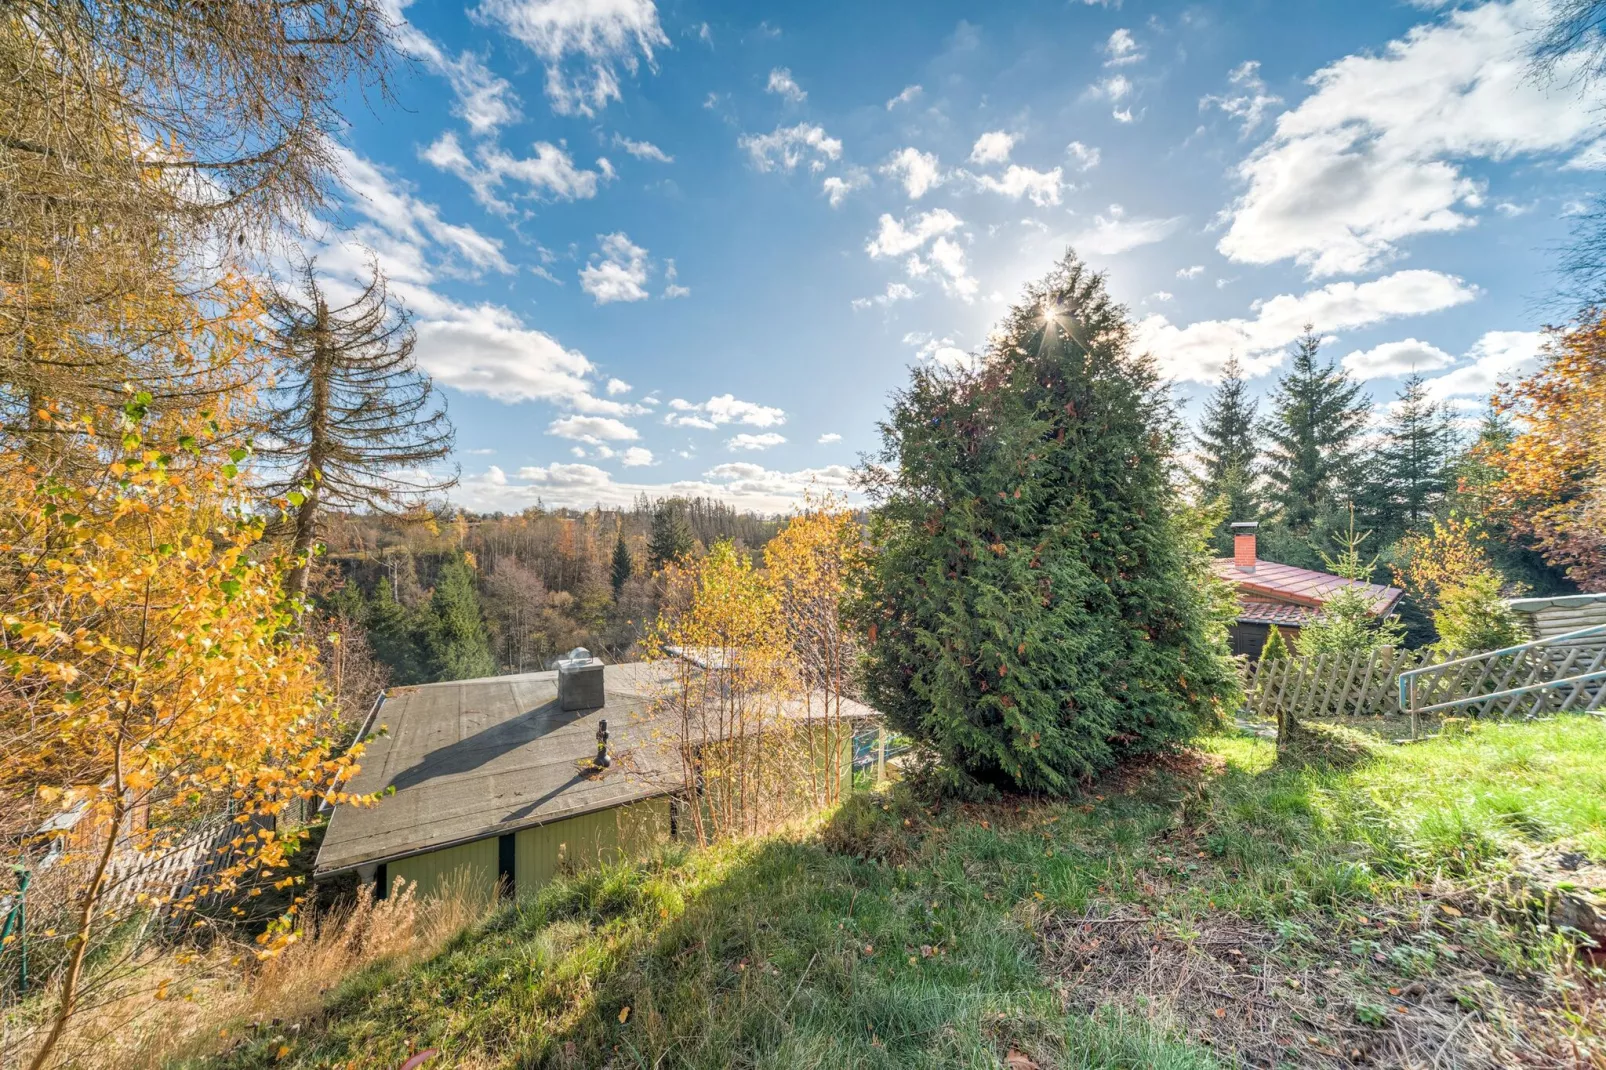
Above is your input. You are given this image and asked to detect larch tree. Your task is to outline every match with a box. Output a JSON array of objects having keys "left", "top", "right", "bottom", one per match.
[
  {"left": 1261, "top": 327, "right": 1371, "bottom": 535},
  {"left": 860, "top": 251, "right": 1240, "bottom": 795},
  {"left": 1193, "top": 355, "right": 1260, "bottom": 554},
  {"left": 258, "top": 260, "right": 457, "bottom": 600},
  {"left": 1485, "top": 315, "right": 1606, "bottom": 587},
  {"left": 1, "top": 0, "right": 396, "bottom": 449}
]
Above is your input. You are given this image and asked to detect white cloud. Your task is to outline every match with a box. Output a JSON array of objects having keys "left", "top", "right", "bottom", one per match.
[
  {"left": 579, "top": 232, "right": 650, "bottom": 304},
  {"left": 666, "top": 394, "right": 786, "bottom": 429},
  {"left": 817, "top": 432, "right": 842, "bottom": 444},
  {"left": 1341, "top": 338, "right": 1457, "bottom": 378},
  {"left": 606, "top": 377, "right": 632, "bottom": 395},
  {"left": 662, "top": 258, "right": 689, "bottom": 299},
  {"left": 1200, "top": 61, "right": 1282, "bottom": 135},
  {"left": 850, "top": 281, "right": 916, "bottom": 310},
  {"left": 728, "top": 432, "right": 787, "bottom": 451},
  {"left": 407, "top": 303, "right": 595, "bottom": 403},
  {"left": 1219, "top": 1, "right": 1604, "bottom": 277},
  {"left": 886, "top": 84, "right": 923, "bottom": 109},
  {"left": 822, "top": 169, "right": 871, "bottom": 207},
  {"left": 611, "top": 133, "right": 672, "bottom": 162},
  {"left": 1424, "top": 330, "right": 1548, "bottom": 400},
  {"left": 472, "top": 0, "right": 668, "bottom": 117},
  {"left": 1066, "top": 140, "right": 1101, "bottom": 171},
  {"left": 548, "top": 415, "right": 640, "bottom": 443},
  {"left": 881, "top": 148, "right": 945, "bottom": 199},
  {"left": 1091, "top": 74, "right": 1132, "bottom": 100},
  {"left": 381, "top": 4, "right": 524, "bottom": 135},
  {"left": 739, "top": 123, "right": 843, "bottom": 173},
  {"left": 421, "top": 132, "right": 613, "bottom": 214},
  {"left": 905, "top": 332, "right": 976, "bottom": 371},
  {"left": 923, "top": 237, "right": 979, "bottom": 301},
  {"left": 1133, "top": 268, "right": 1478, "bottom": 383},
  {"left": 334, "top": 146, "right": 514, "bottom": 276},
  {"left": 1103, "top": 28, "right": 1143, "bottom": 66},
  {"left": 974, "top": 165, "right": 1063, "bottom": 206},
  {"left": 766, "top": 67, "right": 807, "bottom": 102},
  {"left": 865, "top": 208, "right": 963, "bottom": 258},
  {"left": 1177, "top": 264, "right": 1205, "bottom": 279},
  {"left": 970, "top": 130, "right": 1016, "bottom": 164},
  {"left": 619, "top": 446, "right": 655, "bottom": 466},
  {"left": 453, "top": 460, "right": 854, "bottom": 513},
  {"left": 1072, "top": 203, "right": 1182, "bottom": 255},
  {"left": 1148, "top": 291, "right": 1174, "bottom": 303}
]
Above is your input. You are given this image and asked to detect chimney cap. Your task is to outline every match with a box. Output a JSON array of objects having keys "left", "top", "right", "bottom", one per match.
[{"left": 1230, "top": 521, "right": 1260, "bottom": 531}]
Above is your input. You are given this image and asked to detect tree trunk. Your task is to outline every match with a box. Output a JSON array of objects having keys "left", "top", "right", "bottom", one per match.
[{"left": 282, "top": 299, "right": 332, "bottom": 603}]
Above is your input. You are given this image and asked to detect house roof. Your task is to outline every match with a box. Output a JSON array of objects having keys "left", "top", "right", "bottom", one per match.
[
  {"left": 1212, "top": 558, "right": 1403, "bottom": 617},
  {"left": 1505, "top": 592, "right": 1606, "bottom": 613},
  {"left": 1236, "top": 601, "right": 1320, "bottom": 626},
  {"left": 315, "top": 661, "right": 880, "bottom": 877}
]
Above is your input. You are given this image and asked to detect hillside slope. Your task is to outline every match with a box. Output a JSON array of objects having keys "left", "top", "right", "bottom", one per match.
[{"left": 200, "top": 719, "right": 1606, "bottom": 1070}]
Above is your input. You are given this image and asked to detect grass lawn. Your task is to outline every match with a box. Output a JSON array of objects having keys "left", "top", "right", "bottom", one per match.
[{"left": 197, "top": 716, "right": 1606, "bottom": 1070}]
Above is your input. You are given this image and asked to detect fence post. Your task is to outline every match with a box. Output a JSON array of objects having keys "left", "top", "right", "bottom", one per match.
[{"left": 1408, "top": 673, "right": 1418, "bottom": 741}]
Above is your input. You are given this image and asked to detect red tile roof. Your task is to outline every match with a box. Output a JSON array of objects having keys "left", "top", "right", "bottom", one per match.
[
  {"left": 1212, "top": 558, "right": 1403, "bottom": 617},
  {"left": 1236, "top": 601, "right": 1320, "bottom": 626}
]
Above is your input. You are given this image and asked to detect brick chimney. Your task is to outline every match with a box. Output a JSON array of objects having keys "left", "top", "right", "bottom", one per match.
[{"left": 1231, "top": 521, "right": 1258, "bottom": 571}]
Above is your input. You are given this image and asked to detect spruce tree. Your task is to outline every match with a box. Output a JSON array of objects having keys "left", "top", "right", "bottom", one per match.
[
  {"left": 610, "top": 529, "right": 634, "bottom": 596},
  {"left": 1193, "top": 356, "right": 1260, "bottom": 554},
  {"left": 1261, "top": 328, "right": 1371, "bottom": 534},
  {"left": 365, "top": 577, "right": 429, "bottom": 685},
  {"left": 258, "top": 258, "right": 457, "bottom": 600},
  {"left": 424, "top": 552, "right": 497, "bottom": 681},
  {"left": 647, "top": 500, "right": 696, "bottom": 570},
  {"left": 1366, "top": 374, "right": 1456, "bottom": 542},
  {"left": 861, "top": 252, "right": 1240, "bottom": 795}
]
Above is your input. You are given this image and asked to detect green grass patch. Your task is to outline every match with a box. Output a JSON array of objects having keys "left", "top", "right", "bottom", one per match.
[{"left": 201, "top": 716, "right": 1606, "bottom": 1069}]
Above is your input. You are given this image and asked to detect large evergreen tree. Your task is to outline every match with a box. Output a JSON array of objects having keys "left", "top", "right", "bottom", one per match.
[
  {"left": 1261, "top": 328, "right": 1371, "bottom": 534},
  {"left": 647, "top": 499, "right": 696, "bottom": 570},
  {"left": 1193, "top": 356, "right": 1260, "bottom": 554},
  {"left": 1364, "top": 373, "right": 1457, "bottom": 543},
  {"left": 423, "top": 552, "right": 497, "bottom": 681},
  {"left": 861, "top": 253, "right": 1240, "bottom": 795}
]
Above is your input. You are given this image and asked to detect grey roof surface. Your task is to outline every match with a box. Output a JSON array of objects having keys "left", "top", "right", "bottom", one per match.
[
  {"left": 316, "top": 663, "right": 681, "bottom": 876},
  {"left": 316, "top": 661, "right": 884, "bottom": 875},
  {"left": 1506, "top": 593, "right": 1606, "bottom": 613}
]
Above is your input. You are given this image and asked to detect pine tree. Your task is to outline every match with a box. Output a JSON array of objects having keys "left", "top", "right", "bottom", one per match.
[
  {"left": 1259, "top": 625, "right": 1290, "bottom": 662},
  {"left": 647, "top": 500, "right": 696, "bottom": 570},
  {"left": 258, "top": 259, "right": 457, "bottom": 600},
  {"left": 1193, "top": 356, "right": 1260, "bottom": 554},
  {"left": 1261, "top": 328, "right": 1371, "bottom": 534},
  {"left": 423, "top": 552, "right": 496, "bottom": 681},
  {"left": 610, "top": 529, "right": 634, "bottom": 597},
  {"left": 861, "top": 252, "right": 1240, "bottom": 795},
  {"left": 1366, "top": 374, "right": 1456, "bottom": 543}
]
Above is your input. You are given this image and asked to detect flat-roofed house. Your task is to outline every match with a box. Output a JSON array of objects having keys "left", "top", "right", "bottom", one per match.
[
  {"left": 1213, "top": 522, "right": 1404, "bottom": 660},
  {"left": 316, "top": 656, "right": 883, "bottom": 900}
]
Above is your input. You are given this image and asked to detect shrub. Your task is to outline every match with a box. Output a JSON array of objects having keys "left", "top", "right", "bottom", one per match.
[{"left": 858, "top": 252, "right": 1240, "bottom": 795}]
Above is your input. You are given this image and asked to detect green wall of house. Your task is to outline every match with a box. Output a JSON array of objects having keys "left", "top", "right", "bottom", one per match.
[{"left": 386, "top": 797, "right": 672, "bottom": 900}]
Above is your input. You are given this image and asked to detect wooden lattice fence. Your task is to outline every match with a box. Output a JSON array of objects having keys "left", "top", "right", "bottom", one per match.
[{"left": 1242, "top": 641, "right": 1606, "bottom": 726}]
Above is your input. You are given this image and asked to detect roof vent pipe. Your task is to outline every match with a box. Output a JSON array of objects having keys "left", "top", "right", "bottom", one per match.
[
  {"left": 557, "top": 647, "right": 605, "bottom": 712},
  {"left": 1231, "top": 521, "right": 1258, "bottom": 572}
]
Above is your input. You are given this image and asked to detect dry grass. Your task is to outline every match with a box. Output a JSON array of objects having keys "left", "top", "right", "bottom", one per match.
[{"left": 4, "top": 874, "right": 496, "bottom": 1070}]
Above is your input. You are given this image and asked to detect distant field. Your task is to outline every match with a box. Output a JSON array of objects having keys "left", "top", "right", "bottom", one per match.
[{"left": 195, "top": 716, "right": 1606, "bottom": 1070}]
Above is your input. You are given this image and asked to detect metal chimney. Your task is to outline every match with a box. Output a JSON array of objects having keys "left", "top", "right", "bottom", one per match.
[{"left": 557, "top": 647, "right": 605, "bottom": 712}]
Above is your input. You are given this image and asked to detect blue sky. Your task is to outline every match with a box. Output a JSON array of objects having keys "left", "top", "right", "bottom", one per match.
[{"left": 309, "top": 0, "right": 1602, "bottom": 513}]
